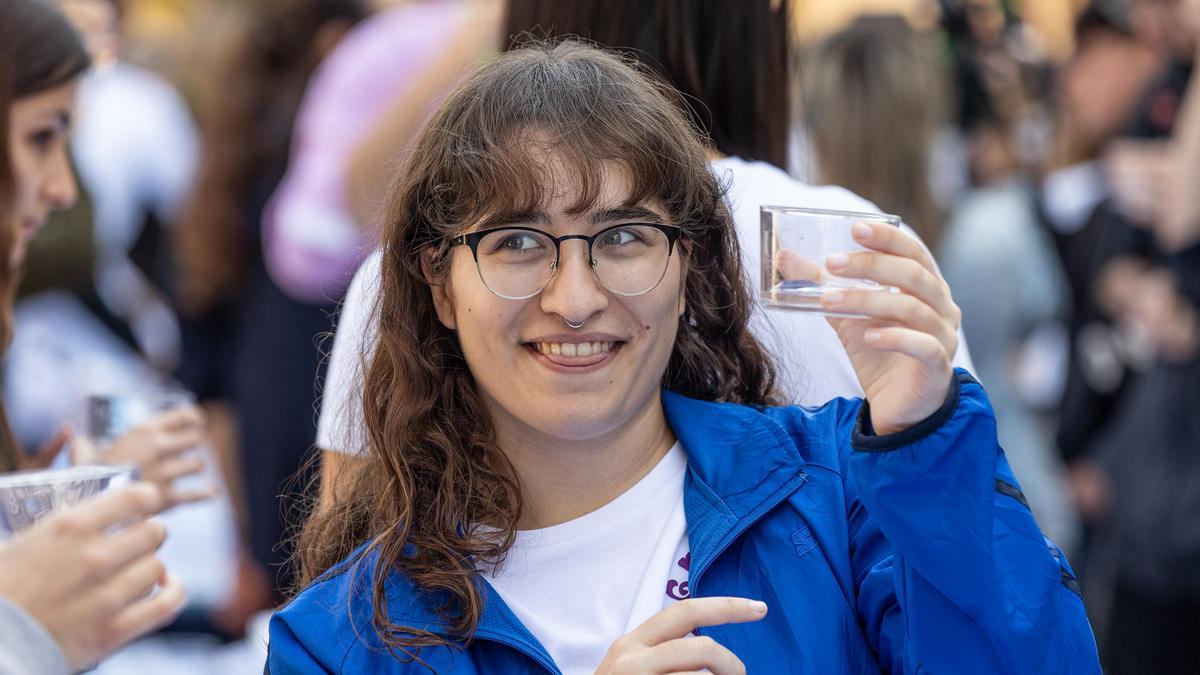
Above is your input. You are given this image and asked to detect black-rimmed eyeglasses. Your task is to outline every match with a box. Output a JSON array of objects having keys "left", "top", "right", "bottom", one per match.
[{"left": 449, "top": 223, "right": 682, "bottom": 300}]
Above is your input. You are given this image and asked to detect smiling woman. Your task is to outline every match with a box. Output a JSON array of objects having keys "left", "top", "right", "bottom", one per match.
[{"left": 272, "top": 41, "right": 1100, "bottom": 674}]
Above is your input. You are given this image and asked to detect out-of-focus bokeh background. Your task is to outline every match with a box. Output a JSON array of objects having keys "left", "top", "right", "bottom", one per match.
[{"left": 9, "top": 0, "right": 1200, "bottom": 671}]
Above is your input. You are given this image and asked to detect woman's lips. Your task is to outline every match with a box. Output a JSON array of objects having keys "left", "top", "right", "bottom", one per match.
[{"left": 527, "top": 341, "right": 622, "bottom": 372}]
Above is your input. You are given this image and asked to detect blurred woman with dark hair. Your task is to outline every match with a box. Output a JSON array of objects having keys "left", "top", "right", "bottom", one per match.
[{"left": 0, "top": 1, "right": 185, "bottom": 671}]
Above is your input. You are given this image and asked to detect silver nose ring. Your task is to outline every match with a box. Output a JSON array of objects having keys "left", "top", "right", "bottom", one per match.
[{"left": 564, "top": 318, "right": 586, "bottom": 329}]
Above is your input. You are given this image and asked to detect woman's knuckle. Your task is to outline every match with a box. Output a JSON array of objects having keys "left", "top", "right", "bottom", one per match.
[
  {"left": 148, "top": 557, "right": 167, "bottom": 580},
  {"left": 81, "top": 548, "right": 113, "bottom": 577},
  {"left": 50, "top": 513, "right": 85, "bottom": 538},
  {"left": 611, "top": 653, "right": 638, "bottom": 673}
]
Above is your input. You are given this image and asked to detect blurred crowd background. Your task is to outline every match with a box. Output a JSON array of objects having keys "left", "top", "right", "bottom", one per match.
[{"left": 7, "top": 0, "right": 1200, "bottom": 671}]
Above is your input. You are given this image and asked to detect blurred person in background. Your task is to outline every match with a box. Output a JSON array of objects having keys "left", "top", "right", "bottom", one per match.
[
  {"left": 7, "top": 0, "right": 197, "bottom": 425},
  {"left": 257, "top": 0, "right": 503, "bottom": 506},
  {"left": 1040, "top": 2, "right": 1200, "bottom": 671},
  {"left": 801, "top": 15, "right": 946, "bottom": 254},
  {"left": 172, "top": 0, "right": 368, "bottom": 635},
  {"left": 1, "top": 0, "right": 211, "bottom": 512},
  {"left": 315, "top": 0, "right": 976, "bottom": 511},
  {"left": 2, "top": 0, "right": 210, "bottom": 505},
  {"left": 1045, "top": 2, "right": 1161, "bottom": 500},
  {"left": 0, "top": 1, "right": 187, "bottom": 671},
  {"left": 1092, "top": 7, "right": 1200, "bottom": 675},
  {"left": 262, "top": 0, "right": 502, "bottom": 306}
]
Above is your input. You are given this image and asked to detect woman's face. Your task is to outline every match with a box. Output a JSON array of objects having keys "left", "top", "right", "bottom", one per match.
[
  {"left": 8, "top": 81, "right": 79, "bottom": 267},
  {"left": 430, "top": 160, "right": 687, "bottom": 446}
]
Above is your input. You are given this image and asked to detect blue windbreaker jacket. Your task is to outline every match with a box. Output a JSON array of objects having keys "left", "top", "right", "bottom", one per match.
[{"left": 268, "top": 371, "right": 1101, "bottom": 673}]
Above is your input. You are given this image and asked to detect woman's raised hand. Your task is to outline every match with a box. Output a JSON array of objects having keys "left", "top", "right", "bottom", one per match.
[
  {"left": 595, "top": 597, "right": 766, "bottom": 675},
  {"left": 73, "top": 406, "right": 217, "bottom": 510},
  {"left": 780, "top": 220, "right": 960, "bottom": 435},
  {"left": 0, "top": 483, "right": 186, "bottom": 670}
]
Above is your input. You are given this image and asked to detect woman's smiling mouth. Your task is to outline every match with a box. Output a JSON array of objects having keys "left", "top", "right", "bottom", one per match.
[
  {"left": 534, "top": 341, "right": 614, "bottom": 357},
  {"left": 525, "top": 335, "right": 624, "bottom": 371}
]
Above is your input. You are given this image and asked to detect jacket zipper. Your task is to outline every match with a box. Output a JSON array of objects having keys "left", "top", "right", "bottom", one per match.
[
  {"left": 472, "top": 632, "right": 563, "bottom": 674},
  {"left": 688, "top": 471, "right": 808, "bottom": 632}
]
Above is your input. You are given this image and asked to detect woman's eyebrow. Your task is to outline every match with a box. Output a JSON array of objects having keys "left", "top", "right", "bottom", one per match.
[
  {"left": 589, "top": 206, "right": 665, "bottom": 225},
  {"left": 480, "top": 210, "right": 548, "bottom": 228},
  {"left": 35, "top": 109, "right": 72, "bottom": 130}
]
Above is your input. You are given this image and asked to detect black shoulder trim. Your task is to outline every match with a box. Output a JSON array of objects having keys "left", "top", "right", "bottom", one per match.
[
  {"left": 852, "top": 372, "right": 969, "bottom": 453},
  {"left": 1048, "top": 544, "right": 1084, "bottom": 599},
  {"left": 995, "top": 478, "right": 1030, "bottom": 509},
  {"left": 1061, "top": 570, "right": 1083, "bottom": 598}
]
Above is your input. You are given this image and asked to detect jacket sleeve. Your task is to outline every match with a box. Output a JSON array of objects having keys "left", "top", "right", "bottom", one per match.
[
  {"left": 842, "top": 369, "right": 1100, "bottom": 673},
  {"left": 0, "top": 596, "right": 69, "bottom": 675}
]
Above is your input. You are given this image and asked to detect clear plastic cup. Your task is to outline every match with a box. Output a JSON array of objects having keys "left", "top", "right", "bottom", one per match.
[
  {"left": 761, "top": 206, "right": 902, "bottom": 317},
  {"left": 83, "top": 388, "right": 196, "bottom": 445},
  {"left": 0, "top": 465, "right": 135, "bottom": 537}
]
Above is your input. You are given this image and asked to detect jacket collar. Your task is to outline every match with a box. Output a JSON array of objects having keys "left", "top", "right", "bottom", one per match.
[
  {"left": 661, "top": 389, "right": 808, "bottom": 520},
  {"left": 371, "top": 390, "right": 809, "bottom": 667},
  {"left": 661, "top": 390, "right": 810, "bottom": 583}
]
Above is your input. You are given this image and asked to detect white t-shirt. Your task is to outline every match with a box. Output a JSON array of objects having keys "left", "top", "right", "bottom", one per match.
[
  {"left": 481, "top": 443, "right": 690, "bottom": 673},
  {"left": 315, "top": 158, "right": 975, "bottom": 454}
]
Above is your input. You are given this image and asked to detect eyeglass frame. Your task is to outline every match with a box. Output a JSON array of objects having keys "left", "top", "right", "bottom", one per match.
[{"left": 449, "top": 222, "right": 683, "bottom": 300}]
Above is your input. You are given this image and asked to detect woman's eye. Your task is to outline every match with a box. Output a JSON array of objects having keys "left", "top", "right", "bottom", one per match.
[
  {"left": 600, "top": 228, "right": 640, "bottom": 246},
  {"left": 27, "top": 129, "right": 57, "bottom": 152},
  {"left": 498, "top": 233, "right": 541, "bottom": 251}
]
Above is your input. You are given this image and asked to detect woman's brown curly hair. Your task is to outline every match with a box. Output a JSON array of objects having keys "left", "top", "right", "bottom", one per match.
[{"left": 295, "top": 40, "right": 778, "bottom": 661}]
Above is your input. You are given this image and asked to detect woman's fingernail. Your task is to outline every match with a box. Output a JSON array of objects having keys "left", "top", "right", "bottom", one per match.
[
  {"left": 824, "top": 291, "right": 844, "bottom": 304},
  {"left": 853, "top": 222, "right": 873, "bottom": 240},
  {"left": 864, "top": 330, "right": 881, "bottom": 343},
  {"left": 747, "top": 600, "right": 768, "bottom": 614},
  {"left": 826, "top": 253, "right": 849, "bottom": 269}
]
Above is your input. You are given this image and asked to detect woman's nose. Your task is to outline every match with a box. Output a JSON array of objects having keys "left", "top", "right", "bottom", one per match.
[
  {"left": 539, "top": 240, "right": 608, "bottom": 325},
  {"left": 43, "top": 151, "right": 79, "bottom": 211}
]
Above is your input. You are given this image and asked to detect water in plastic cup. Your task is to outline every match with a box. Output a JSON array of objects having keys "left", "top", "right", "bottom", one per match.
[
  {"left": 84, "top": 388, "right": 196, "bottom": 445},
  {"left": 761, "top": 206, "right": 902, "bottom": 317},
  {"left": 0, "top": 465, "right": 135, "bottom": 538}
]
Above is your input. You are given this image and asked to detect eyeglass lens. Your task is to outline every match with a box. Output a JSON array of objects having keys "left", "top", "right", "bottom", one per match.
[{"left": 473, "top": 225, "right": 672, "bottom": 298}]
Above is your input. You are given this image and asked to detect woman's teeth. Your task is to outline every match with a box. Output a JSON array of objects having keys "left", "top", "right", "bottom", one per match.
[{"left": 535, "top": 341, "right": 614, "bottom": 357}]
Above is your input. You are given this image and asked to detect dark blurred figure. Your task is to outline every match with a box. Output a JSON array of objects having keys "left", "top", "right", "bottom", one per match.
[
  {"left": 1042, "top": 3, "right": 1200, "bottom": 672},
  {"left": 941, "top": 0, "right": 1050, "bottom": 186},
  {"left": 173, "top": 0, "right": 366, "bottom": 635}
]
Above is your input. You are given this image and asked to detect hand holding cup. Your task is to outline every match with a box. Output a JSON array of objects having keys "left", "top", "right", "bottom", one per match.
[{"left": 774, "top": 218, "right": 961, "bottom": 435}]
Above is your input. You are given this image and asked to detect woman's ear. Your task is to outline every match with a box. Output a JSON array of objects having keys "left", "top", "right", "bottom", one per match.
[{"left": 422, "top": 249, "right": 458, "bottom": 330}]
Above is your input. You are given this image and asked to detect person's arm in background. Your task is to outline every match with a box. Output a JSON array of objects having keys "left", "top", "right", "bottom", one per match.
[
  {"left": 1162, "top": 1, "right": 1200, "bottom": 251},
  {"left": 0, "top": 484, "right": 186, "bottom": 674},
  {"left": 345, "top": 0, "right": 501, "bottom": 225},
  {"left": 265, "top": 1, "right": 500, "bottom": 305},
  {"left": 315, "top": 251, "right": 380, "bottom": 512}
]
